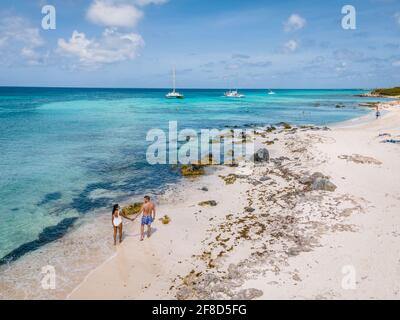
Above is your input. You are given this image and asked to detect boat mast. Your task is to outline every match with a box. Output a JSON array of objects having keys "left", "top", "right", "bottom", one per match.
[{"left": 173, "top": 67, "right": 176, "bottom": 93}]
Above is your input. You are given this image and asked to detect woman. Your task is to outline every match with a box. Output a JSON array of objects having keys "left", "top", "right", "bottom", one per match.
[{"left": 112, "top": 204, "right": 132, "bottom": 245}]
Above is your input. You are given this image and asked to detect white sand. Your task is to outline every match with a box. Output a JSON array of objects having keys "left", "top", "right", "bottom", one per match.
[{"left": 69, "top": 101, "right": 400, "bottom": 300}]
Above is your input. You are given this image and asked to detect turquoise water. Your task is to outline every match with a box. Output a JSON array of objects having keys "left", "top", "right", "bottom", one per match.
[{"left": 0, "top": 88, "right": 383, "bottom": 264}]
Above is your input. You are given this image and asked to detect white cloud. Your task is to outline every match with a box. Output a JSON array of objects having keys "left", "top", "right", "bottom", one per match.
[
  {"left": 392, "top": 60, "right": 400, "bottom": 67},
  {"left": 283, "top": 39, "right": 299, "bottom": 53},
  {"left": 135, "top": 0, "right": 168, "bottom": 6},
  {"left": 87, "top": 0, "right": 143, "bottom": 28},
  {"left": 0, "top": 15, "right": 45, "bottom": 65},
  {"left": 284, "top": 14, "right": 306, "bottom": 32},
  {"left": 395, "top": 12, "right": 400, "bottom": 25},
  {"left": 57, "top": 28, "right": 144, "bottom": 68}
]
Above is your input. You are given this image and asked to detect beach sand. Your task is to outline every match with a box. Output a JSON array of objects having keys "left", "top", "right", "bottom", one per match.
[{"left": 69, "top": 100, "right": 400, "bottom": 300}]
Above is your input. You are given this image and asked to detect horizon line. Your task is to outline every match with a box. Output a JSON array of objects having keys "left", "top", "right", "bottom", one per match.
[{"left": 0, "top": 86, "right": 372, "bottom": 90}]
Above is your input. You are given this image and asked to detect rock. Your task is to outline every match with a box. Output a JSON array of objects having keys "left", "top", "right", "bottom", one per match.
[
  {"left": 252, "top": 148, "right": 270, "bottom": 163},
  {"left": 231, "top": 288, "right": 263, "bottom": 300},
  {"left": 312, "top": 178, "right": 337, "bottom": 192},
  {"left": 300, "top": 172, "right": 324, "bottom": 185},
  {"left": 259, "top": 176, "right": 271, "bottom": 182},
  {"left": 300, "top": 172, "right": 337, "bottom": 192},
  {"left": 181, "top": 164, "right": 205, "bottom": 176},
  {"left": 200, "top": 186, "right": 208, "bottom": 192},
  {"left": 198, "top": 200, "right": 218, "bottom": 207},
  {"left": 244, "top": 207, "right": 255, "bottom": 213},
  {"left": 176, "top": 287, "right": 193, "bottom": 300},
  {"left": 278, "top": 122, "right": 292, "bottom": 130},
  {"left": 263, "top": 140, "right": 275, "bottom": 145},
  {"left": 221, "top": 174, "right": 237, "bottom": 185},
  {"left": 121, "top": 202, "right": 142, "bottom": 216},
  {"left": 227, "top": 264, "right": 241, "bottom": 279}
]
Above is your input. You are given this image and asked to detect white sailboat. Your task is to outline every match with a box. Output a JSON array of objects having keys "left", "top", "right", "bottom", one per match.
[
  {"left": 267, "top": 89, "right": 276, "bottom": 95},
  {"left": 166, "top": 67, "right": 184, "bottom": 99}
]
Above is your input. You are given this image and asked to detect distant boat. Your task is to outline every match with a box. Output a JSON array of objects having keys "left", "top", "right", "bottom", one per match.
[
  {"left": 267, "top": 89, "right": 276, "bottom": 95},
  {"left": 224, "top": 90, "right": 244, "bottom": 98},
  {"left": 166, "top": 67, "right": 184, "bottom": 99}
]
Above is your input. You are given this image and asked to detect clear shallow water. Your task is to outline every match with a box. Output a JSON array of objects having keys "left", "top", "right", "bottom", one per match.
[{"left": 0, "top": 87, "right": 384, "bottom": 264}]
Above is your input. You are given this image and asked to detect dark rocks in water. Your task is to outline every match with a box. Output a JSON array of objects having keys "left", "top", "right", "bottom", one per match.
[
  {"left": 37, "top": 192, "right": 62, "bottom": 206},
  {"left": 198, "top": 200, "right": 218, "bottom": 207},
  {"left": 265, "top": 126, "right": 276, "bottom": 133},
  {"left": 252, "top": 148, "right": 270, "bottom": 163},
  {"left": 277, "top": 122, "right": 292, "bottom": 130},
  {"left": 244, "top": 207, "right": 255, "bottom": 213},
  {"left": 0, "top": 217, "right": 78, "bottom": 266},
  {"left": 336, "top": 104, "right": 346, "bottom": 108}
]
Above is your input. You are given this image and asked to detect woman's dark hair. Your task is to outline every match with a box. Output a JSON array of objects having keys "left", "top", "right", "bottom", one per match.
[{"left": 112, "top": 204, "right": 119, "bottom": 215}]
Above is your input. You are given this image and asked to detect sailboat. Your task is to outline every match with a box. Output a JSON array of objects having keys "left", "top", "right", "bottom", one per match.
[
  {"left": 267, "top": 89, "right": 276, "bottom": 95},
  {"left": 166, "top": 67, "right": 184, "bottom": 99}
]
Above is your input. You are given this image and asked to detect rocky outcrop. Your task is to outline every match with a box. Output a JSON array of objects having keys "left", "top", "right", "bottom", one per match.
[
  {"left": 181, "top": 164, "right": 205, "bottom": 176},
  {"left": 252, "top": 148, "right": 270, "bottom": 163},
  {"left": 300, "top": 172, "right": 337, "bottom": 192},
  {"left": 121, "top": 203, "right": 142, "bottom": 216},
  {"left": 198, "top": 200, "right": 218, "bottom": 207}
]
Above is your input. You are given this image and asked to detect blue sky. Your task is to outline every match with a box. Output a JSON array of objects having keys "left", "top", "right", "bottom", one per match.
[{"left": 0, "top": 0, "right": 400, "bottom": 88}]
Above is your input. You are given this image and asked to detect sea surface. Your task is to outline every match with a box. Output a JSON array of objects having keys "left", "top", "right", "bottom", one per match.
[{"left": 0, "top": 88, "right": 385, "bottom": 280}]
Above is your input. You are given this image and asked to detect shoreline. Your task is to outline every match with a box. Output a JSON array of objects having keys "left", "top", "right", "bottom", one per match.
[
  {"left": 0, "top": 99, "right": 398, "bottom": 300},
  {"left": 68, "top": 100, "right": 400, "bottom": 300}
]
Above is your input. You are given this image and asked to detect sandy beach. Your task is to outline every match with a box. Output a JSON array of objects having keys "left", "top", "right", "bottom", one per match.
[{"left": 67, "top": 100, "right": 400, "bottom": 300}]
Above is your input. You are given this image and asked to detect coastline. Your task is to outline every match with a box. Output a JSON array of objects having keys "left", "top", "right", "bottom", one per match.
[{"left": 67, "top": 100, "right": 400, "bottom": 300}]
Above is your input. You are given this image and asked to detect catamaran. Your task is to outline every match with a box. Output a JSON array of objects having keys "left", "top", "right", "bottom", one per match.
[
  {"left": 224, "top": 89, "right": 244, "bottom": 98},
  {"left": 166, "top": 67, "right": 184, "bottom": 99}
]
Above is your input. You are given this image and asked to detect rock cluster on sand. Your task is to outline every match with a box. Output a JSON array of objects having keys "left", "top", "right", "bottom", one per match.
[
  {"left": 198, "top": 200, "right": 218, "bottom": 207},
  {"left": 300, "top": 172, "right": 337, "bottom": 192},
  {"left": 181, "top": 164, "right": 205, "bottom": 176},
  {"left": 220, "top": 174, "right": 238, "bottom": 185}
]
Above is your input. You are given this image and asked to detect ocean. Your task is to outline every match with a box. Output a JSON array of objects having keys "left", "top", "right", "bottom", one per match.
[{"left": 0, "top": 87, "right": 384, "bottom": 288}]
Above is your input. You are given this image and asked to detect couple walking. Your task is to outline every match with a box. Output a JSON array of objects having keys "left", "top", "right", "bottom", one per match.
[{"left": 111, "top": 195, "right": 156, "bottom": 244}]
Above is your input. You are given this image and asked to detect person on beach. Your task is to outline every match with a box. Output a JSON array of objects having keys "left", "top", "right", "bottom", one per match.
[
  {"left": 376, "top": 106, "right": 381, "bottom": 119},
  {"left": 140, "top": 196, "right": 156, "bottom": 241},
  {"left": 112, "top": 204, "right": 133, "bottom": 245}
]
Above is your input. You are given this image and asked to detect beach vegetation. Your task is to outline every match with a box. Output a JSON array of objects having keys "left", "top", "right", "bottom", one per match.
[
  {"left": 121, "top": 202, "right": 142, "bottom": 216},
  {"left": 371, "top": 87, "right": 400, "bottom": 97},
  {"left": 159, "top": 215, "right": 171, "bottom": 224}
]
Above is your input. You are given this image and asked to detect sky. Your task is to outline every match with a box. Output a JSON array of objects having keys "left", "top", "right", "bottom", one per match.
[{"left": 0, "top": 0, "right": 400, "bottom": 88}]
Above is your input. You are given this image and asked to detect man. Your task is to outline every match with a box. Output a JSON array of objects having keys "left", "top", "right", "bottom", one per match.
[{"left": 140, "top": 195, "right": 156, "bottom": 241}]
